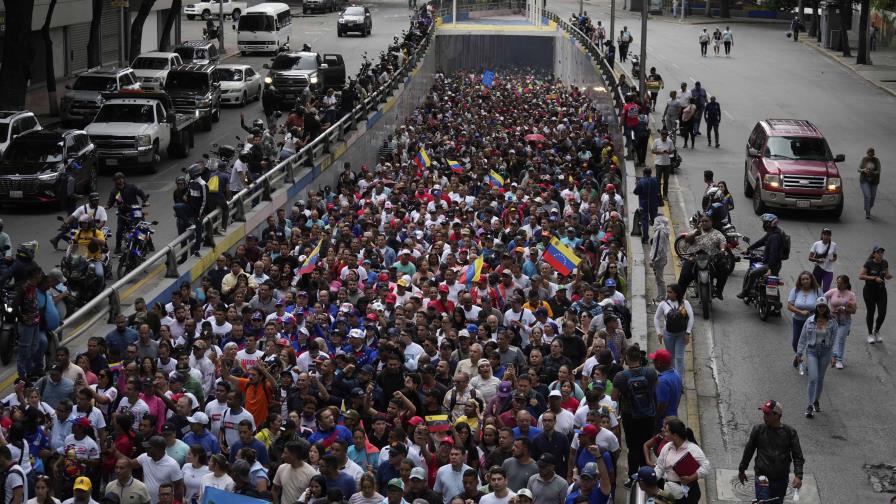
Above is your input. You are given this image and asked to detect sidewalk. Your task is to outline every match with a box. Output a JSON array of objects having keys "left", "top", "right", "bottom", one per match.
[{"left": 800, "top": 35, "right": 896, "bottom": 96}]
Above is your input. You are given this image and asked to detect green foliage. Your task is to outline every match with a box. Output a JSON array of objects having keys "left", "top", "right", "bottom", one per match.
[{"left": 764, "top": 0, "right": 799, "bottom": 12}]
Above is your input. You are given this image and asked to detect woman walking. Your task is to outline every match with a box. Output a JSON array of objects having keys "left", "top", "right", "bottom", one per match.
[
  {"left": 654, "top": 283, "right": 694, "bottom": 377},
  {"left": 859, "top": 245, "right": 891, "bottom": 344},
  {"left": 809, "top": 228, "right": 838, "bottom": 292},
  {"left": 787, "top": 271, "right": 823, "bottom": 363},
  {"left": 795, "top": 297, "right": 838, "bottom": 418},
  {"left": 859, "top": 147, "right": 881, "bottom": 219},
  {"left": 653, "top": 418, "right": 710, "bottom": 503},
  {"left": 712, "top": 28, "right": 722, "bottom": 56},
  {"left": 825, "top": 275, "right": 856, "bottom": 369}
]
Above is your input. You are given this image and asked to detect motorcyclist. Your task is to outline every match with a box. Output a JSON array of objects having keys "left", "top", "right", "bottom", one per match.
[
  {"left": 230, "top": 150, "right": 251, "bottom": 193},
  {"left": 0, "top": 241, "right": 38, "bottom": 287},
  {"left": 245, "top": 130, "right": 269, "bottom": 179},
  {"left": 50, "top": 192, "right": 108, "bottom": 251},
  {"left": 703, "top": 187, "right": 730, "bottom": 230},
  {"left": 72, "top": 215, "right": 106, "bottom": 283},
  {"left": 207, "top": 160, "right": 232, "bottom": 231},
  {"left": 186, "top": 164, "right": 209, "bottom": 257},
  {"left": 737, "top": 213, "right": 785, "bottom": 299},
  {"left": 107, "top": 172, "right": 149, "bottom": 254},
  {"left": 0, "top": 219, "right": 10, "bottom": 261},
  {"left": 678, "top": 212, "right": 729, "bottom": 299}
]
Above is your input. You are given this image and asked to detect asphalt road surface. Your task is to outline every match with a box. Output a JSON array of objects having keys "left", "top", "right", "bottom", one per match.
[
  {"left": 548, "top": 1, "right": 896, "bottom": 501},
  {"left": 2, "top": 1, "right": 417, "bottom": 269}
]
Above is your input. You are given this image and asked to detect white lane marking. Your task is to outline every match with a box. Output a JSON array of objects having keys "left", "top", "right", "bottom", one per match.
[
  {"left": 672, "top": 63, "right": 680, "bottom": 69},
  {"left": 724, "top": 110, "right": 734, "bottom": 121},
  {"left": 689, "top": 76, "right": 696, "bottom": 82}
]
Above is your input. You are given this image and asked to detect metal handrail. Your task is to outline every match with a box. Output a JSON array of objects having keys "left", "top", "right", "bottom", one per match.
[{"left": 52, "top": 23, "right": 436, "bottom": 345}]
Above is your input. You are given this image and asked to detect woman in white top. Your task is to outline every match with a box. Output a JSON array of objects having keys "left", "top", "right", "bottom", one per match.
[
  {"left": 653, "top": 284, "right": 694, "bottom": 377},
  {"left": 182, "top": 446, "right": 211, "bottom": 504},
  {"left": 348, "top": 474, "right": 384, "bottom": 504},
  {"left": 653, "top": 418, "right": 710, "bottom": 504},
  {"left": 1, "top": 424, "right": 32, "bottom": 477},
  {"left": 88, "top": 370, "right": 118, "bottom": 419},
  {"left": 27, "top": 476, "right": 60, "bottom": 504},
  {"left": 199, "top": 454, "right": 236, "bottom": 503}
]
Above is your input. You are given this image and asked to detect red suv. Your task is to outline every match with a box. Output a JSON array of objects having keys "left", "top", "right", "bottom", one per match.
[{"left": 744, "top": 119, "right": 845, "bottom": 218}]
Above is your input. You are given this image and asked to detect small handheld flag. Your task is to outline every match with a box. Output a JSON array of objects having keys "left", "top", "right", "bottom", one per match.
[
  {"left": 299, "top": 240, "right": 323, "bottom": 274},
  {"left": 482, "top": 70, "right": 495, "bottom": 88},
  {"left": 414, "top": 148, "right": 431, "bottom": 169},
  {"left": 448, "top": 159, "right": 463, "bottom": 174},
  {"left": 542, "top": 236, "right": 582, "bottom": 277},
  {"left": 488, "top": 170, "right": 505, "bottom": 188}
]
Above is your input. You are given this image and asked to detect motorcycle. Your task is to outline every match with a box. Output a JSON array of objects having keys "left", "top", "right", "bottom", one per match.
[
  {"left": 682, "top": 249, "right": 717, "bottom": 319},
  {"left": 59, "top": 224, "right": 112, "bottom": 309},
  {"left": 0, "top": 257, "right": 15, "bottom": 364},
  {"left": 674, "top": 213, "right": 742, "bottom": 274},
  {"left": 116, "top": 219, "right": 159, "bottom": 279},
  {"left": 741, "top": 238, "right": 783, "bottom": 321},
  {"left": 631, "top": 54, "right": 641, "bottom": 79}
]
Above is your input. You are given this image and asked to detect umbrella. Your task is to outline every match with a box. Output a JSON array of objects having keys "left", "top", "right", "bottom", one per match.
[{"left": 524, "top": 133, "right": 546, "bottom": 142}]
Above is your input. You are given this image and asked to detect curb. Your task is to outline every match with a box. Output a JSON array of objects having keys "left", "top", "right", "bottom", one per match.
[
  {"left": 799, "top": 37, "right": 896, "bottom": 98},
  {"left": 654, "top": 16, "right": 788, "bottom": 25}
]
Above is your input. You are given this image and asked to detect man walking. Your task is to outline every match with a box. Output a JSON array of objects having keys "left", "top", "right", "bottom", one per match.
[
  {"left": 698, "top": 28, "right": 710, "bottom": 56},
  {"left": 652, "top": 129, "right": 675, "bottom": 200},
  {"left": 650, "top": 216, "right": 671, "bottom": 302},
  {"left": 612, "top": 346, "right": 658, "bottom": 488},
  {"left": 690, "top": 82, "right": 708, "bottom": 136},
  {"left": 738, "top": 400, "right": 804, "bottom": 504},
  {"left": 646, "top": 67, "right": 664, "bottom": 110},
  {"left": 722, "top": 26, "right": 734, "bottom": 56},
  {"left": 704, "top": 95, "right": 721, "bottom": 148},
  {"left": 790, "top": 16, "right": 802, "bottom": 41},
  {"left": 185, "top": 164, "right": 208, "bottom": 257},
  {"left": 634, "top": 168, "right": 662, "bottom": 242},
  {"left": 663, "top": 91, "right": 681, "bottom": 133}
]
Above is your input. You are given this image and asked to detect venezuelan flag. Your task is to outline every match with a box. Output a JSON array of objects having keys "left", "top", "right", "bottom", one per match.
[
  {"left": 543, "top": 236, "right": 581, "bottom": 277},
  {"left": 448, "top": 159, "right": 463, "bottom": 174},
  {"left": 458, "top": 255, "right": 484, "bottom": 284},
  {"left": 414, "top": 148, "right": 431, "bottom": 169},
  {"left": 488, "top": 170, "right": 505, "bottom": 188},
  {"left": 299, "top": 240, "right": 322, "bottom": 274}
]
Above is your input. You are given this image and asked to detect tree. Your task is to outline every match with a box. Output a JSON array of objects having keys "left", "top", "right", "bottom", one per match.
[
  {"left": 129, "top": 0, "right": 158, "bottom": 62},
  {"left": 0, "top": 0, "right": 35, "bottom": 109},
  {"left": 705, "top": 0, "right": 713, "bottom": 17},
  {"left": 87, "top": 0, "right": 104, "bottom": 68},
  {"left": 42, "top": 0, "right": 60, "bottom": 115},
  {"left": 158, "top": 0, "right": 182, "bottom": 52},
  {"left": 720, "top": 0, "right": 730, "bottom": 17},
  {"left": 856, "top": 0, "right": 870, "bottom": 63},
  {"left": 839, "top": 0, "right": 851, "bottom": 56}
]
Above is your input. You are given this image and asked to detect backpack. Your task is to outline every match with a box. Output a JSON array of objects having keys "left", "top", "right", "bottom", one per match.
[
  {"left": 664, "top": 301, "right": 689, "bottom": 333},
  {"left": 624, "top": 368, "right": 655, "bottom": 419},
  {"left": 780, "top": 230, "right": 791, "bottom": 260},
  {"left": 626, "top": 104, "right": 640, "bottom": 120},
  {"left": 449, "top": 387, "right": 481, "bottom": 412}
]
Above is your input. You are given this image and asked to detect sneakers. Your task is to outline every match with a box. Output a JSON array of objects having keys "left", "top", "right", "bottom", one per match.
[
  {"left": 49, "top": 237, "right": 59, "bottom": 251},
  {"left": 868, "top": 334, "right": 876, "bottom": 344},
  {"left": 835, "top": 361, "right": 844, "bottom": 369},
  {"left": 805, "top": 406, "right": 814, "bottom": 418},
  {"left": 813, "top": 400, "right": 821, "bottom": 412},
  {"left": 875, "top": 331, "right": 883, "bottom": 343}
]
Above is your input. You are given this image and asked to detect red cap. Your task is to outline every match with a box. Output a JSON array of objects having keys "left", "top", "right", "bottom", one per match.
[
  {"left": 581, "top": 424, "right": 598, "bottom": 438},
  {"left": 408, "top": 416, "right": 424, "bottom": 427},
  {"left": 438, "top": 284, "right": 450, "bottom": 293},
  {"left": 366, "top": 313, "right": 378, "bottom": 322},
  {"left": 648, "top": 349, "right": 672, "bottom": 367},
  {"left": 427, "top": 301, "right": 439, "bottom": 309},
  {"left": 440, "top": 436, "right": 455, "bottom": 446},
  {"left": 605, "top": 183, "right": 615, "bottom": 191},
  {"left": 385, "top": 293, "right": 397, "bottom": 303},
  {"left": 277, "top": 338, "right": 290, "bottom": 346},
  {"left": 378, "top": 272, "right": 390, "bottom": 282}
]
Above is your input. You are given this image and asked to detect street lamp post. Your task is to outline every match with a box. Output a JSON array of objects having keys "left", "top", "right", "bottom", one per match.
[
  {"left": 639, "top": 0, "right": 647, "bottom": 104},
  {"left": 218, "top": 0, "right": 226, "bottom": 55},
  {"left": 610, "top": 0, "right": 615, "bottom": 55}
]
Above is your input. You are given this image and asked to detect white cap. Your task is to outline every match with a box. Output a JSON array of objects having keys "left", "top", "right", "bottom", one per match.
[
  {"left": 548, "top": 390, "right": 562, "bottom": 398},
  {"left": 458, "top": 330, "right": 471, "bottom": 339},
  {"left": 187, "top": 412, "right": 209, "bottom": 424},
  {"left": 400, "top": 249, "right": 412, "bottom": 256}
]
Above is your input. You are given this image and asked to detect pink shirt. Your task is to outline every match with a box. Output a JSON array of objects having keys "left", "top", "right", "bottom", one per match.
[
  {"left": 825, "top": 288, "right": 856, "bottom": 322},
  {"left": 140, "top": 393, "right": 168, "bottom": 433}
]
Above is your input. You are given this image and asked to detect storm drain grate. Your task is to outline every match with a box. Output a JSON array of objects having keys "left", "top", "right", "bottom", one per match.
[{"left": 864, "top": 464, "right": 896, "bottom": 493}]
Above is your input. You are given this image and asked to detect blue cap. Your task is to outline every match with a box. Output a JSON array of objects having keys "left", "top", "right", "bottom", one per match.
[
  {"left": 466, "top": 324, "right": 479, "bottom": 333},
  {"left": 581, "top": 462, "right": 599, "bottom": 479},
  {"left": 632, "top": 466, "right": 658, "bottom": 485},
  {"left": 604, "top": 278, "right": 617, "bottom": 287}
]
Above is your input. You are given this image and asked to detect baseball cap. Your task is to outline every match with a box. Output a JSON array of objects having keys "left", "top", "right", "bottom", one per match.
[
  {"left": 759, "top": 400, "right": 783, "bottom": 415},
  {"left": 815, "top": 296, "right": 828, "bottom": 307},
  {"left": 632, "top": 466, "right": 659, "bottom": 486},
  {"left": 438, "top": 284, "right": 450, "bottom": 293},
  {"left": 349, "top": 328, "right": 365, "bottom": 339},
  {"left": 873, "top": 244, "right": 886, "bottom": 253},
  {"left": 591, "top": 379, "right": 606, "bottom": 391},
  {"left": 538, "top": 453, "right": 557, "bottom": 466},
  {"left": 517, "top": 488, "right": 534, "bottom": 500},
  {"left": 277, "top": 338, "right": 290, "bottom": 347},
  {"left": 408, "top": 416, "right": 425, "bottom": 427},
  {"left": 73, "top": 477, "right": 92, "bottom": 492},
  {"left": 581, "top": 424, "right": 598, "bottom": 438},
  {"left": 387, "top": 478, "right": 404, "bottom": 490},
  {"left": 186, "top": 412, "right": 209, "bottom": 424},
  {"left": 604, "top": 278, "right": 617, "bottom": 287},
  {"left": 648, "top": 349, "right": 672, "bottom": 367},
  {"left": 410, "top": 467, "right": 427, "bottom": 480},
  {"left": 497, "top": 381, "right": 512, "bottom": 398},
  {"left": 390, "top": 442, "right": 408, "bottom": 456},
  {"left": 477, "top": 358, "right": 491, "bottom": 367},
  {"left": 466, "top": 324, "right": 479, "bottom": 333},
  {"left": 580, "top": 461, "right": 599, "bottom": 479},
  {"left": 351, "top": 387, "right": 366, "bottom": 398},
  {"left": 343, "top": 410, "right": 360, "bottom": 421},
  {"left": 458, "top": 329, "right": 470, "bottom": 339},
  {"left": 397, "top": 278, "right": 410, "bottom": 287},
  {"left": 281, "top": 419, "right": 297, "bottom": 431},
  {"left": 162, "top": 423, "right": 177, "bottom": 435},
  {"left": 70, "top": 416, "right": 92, "bottom": 429},
  {"left": 548, "top": 389, "right": 562, "bottom": 398}
]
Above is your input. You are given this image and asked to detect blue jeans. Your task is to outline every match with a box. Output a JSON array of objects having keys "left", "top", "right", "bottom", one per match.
[
  {"left": 806, "top": 344, "right": 834, "bottom": 407},
  {"left": 663, "top": 331, "right": 687, "bottom": 377},
  {"left": 17, "top": 323, "right": 39, "bottom": 377},
  {"left": 35, "top": 330, "right": 48, "bottom": 374},
  {"left": 755, "top": 477, "right": 789, "bottom": 503},
  {"left": 860, "top": 181, "right": 878, "bottom": 214},
  {"left": 833, "top": 318, "right": 851, "bottom": 362},
  {"left": 791, "top": 318, "right": 807, "bottom": 353}
]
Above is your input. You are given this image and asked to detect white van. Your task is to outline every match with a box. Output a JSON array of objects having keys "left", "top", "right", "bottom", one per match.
[{"left": 235, "top": 3, "right": 292, "bottom": 55}]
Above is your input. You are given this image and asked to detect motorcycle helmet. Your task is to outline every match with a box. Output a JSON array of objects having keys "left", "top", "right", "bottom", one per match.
[
  {"left": 706, "top": 187, "right": 722, "bottom": 202},
  {"left": 88, "top": 192, "right": 100, "bottom": 203},
  {"left": 78, "top": 214, "right": 94, "bottom": 229},
  {"left": 175, "top": 175, "right": 187, "bottom": 185},
  {"left": 187, "top": 163, "right": 203, "bottom": 179},
  {"left": 15, "top": 241, "right": 38, "bottom": 260},
  {"left": 252, "top": 119, "right": 265, "bottom": 130},
  {"left": 760, "top": 213, "right": 779, "bottom": 230},
  {"left": 238, "top": 150, "right": 250, "bottom": 163}
]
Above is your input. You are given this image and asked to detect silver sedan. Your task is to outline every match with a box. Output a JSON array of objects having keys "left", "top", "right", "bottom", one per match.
[{"left": 214, "top": 64, "right": 263, "bottom": 106}]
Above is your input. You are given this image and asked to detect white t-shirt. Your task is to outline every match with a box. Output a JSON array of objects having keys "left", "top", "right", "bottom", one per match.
[
  {"left": 434, "top": 464, "right": 471, "bottom": 503},
  {"left": 272, "top": 462, "right": 318, "bottom": 504},
  {"left": 115, "top": 397, "right": 150, "bottom": 429},
  {"left": 3, "top": 464, "right": 26, "bottom": 504},
  {"left": 136, "top": 453, "right": 183, "bottom": 504},
  {"left": 68, "top": 406, "right": 107, "bottom": 437},
  {"left": 810, "top": 240, "right": 838, "bottom": 272},
  {"left": 182, "top": 463, "right": 211, "bottom": 504},
  {"left": 57, "top": 434, "right": 100, "bottom": 461},
  {"left": 220, "top": 408, "right": 256, "bottom": 447},
  {"left": 538, "top": 408, "right": 576, "bottom": 436},
  {"left": 90, "top": 385, "right": 118, "bottom": 418},
  {"left": 236, "top": 348, "right": 264, "bottom": 370},
  {"left": 204, "top": 399, "right": 229, "bottom": 436},
  {"left": 479, "top": 490, "right": 517, "bottom": 504},
  {"left": 7, "top": 443, "right": 31, "bottom": 475},
  {"left": 652, "top": 138, "right": 675, "bottom": 166},
  {"left": 205, "top": 318, "right": 233, "bottom": 338},
  {"left": 199, "top": 473, "right": 236, "bottom": 503}
]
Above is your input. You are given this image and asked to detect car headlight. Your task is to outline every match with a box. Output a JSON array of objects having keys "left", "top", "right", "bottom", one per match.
[
  {"left": 763, "top": 174, "right": 781, "bottom": 189},
  {"left": 310, "top": 76, "right": 319, "bottom": 84},
  {"left": 264, "top": 76, "right": 273, "bottom": 85},
  {"left": 137, "top": 134, "right": 153, "bottom": 147},
  {"left": 38, "top": 171, "right": 60, "bottom": 182},
  {"left": 339, "top": 18, "right": 346, "bottom": 23},
  {"left": 95, "top": 95, "right": 105, "bottom": 104},
  {"left": 827, "top": 177, "right": 841, "bottom": 192},
  {"left": 197, "top": 99, "right": 211, "bottom": 107}
]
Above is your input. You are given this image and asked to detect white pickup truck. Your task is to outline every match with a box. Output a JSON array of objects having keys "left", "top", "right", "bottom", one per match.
[
  {"left": 85, "top": 92, "right": 198, "bottom": 172},
  {"left": 184, "top": 0, "right": 247, "bottom": 20}
]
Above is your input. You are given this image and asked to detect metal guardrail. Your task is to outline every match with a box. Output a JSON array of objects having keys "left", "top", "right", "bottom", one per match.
[{"left": 52, "top": 24, "right": 436, "bottom": 347}]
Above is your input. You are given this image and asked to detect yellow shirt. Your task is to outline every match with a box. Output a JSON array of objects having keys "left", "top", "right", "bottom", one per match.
[{"left": 74, "top": 229, "right": 105, "bottom": 260}]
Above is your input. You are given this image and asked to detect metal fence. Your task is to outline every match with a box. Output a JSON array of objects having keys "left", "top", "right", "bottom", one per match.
[{"left": 51, "top": 24, "right": 436, "bottom": 348}]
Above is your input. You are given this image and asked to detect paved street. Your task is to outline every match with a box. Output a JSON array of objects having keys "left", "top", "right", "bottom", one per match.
[
  {"left": 3, "top": 1, "right": 415, "bottom": 269},
  {"left": 545, "top": 2, "right": 896, "bottom": 501}
]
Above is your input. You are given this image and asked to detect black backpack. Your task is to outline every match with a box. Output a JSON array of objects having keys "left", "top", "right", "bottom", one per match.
[
  {"left": 664, "top": 301, "right": 689, "bottom": 333},
  {"left": 780, "top": 230, "right": 792, "bottom": 260},
  {"left": 624, "top": 368, "right": 656, "bottom": 419}
]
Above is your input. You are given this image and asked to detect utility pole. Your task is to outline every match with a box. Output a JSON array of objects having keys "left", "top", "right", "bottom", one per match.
[
  {"left": 610, "top": 0, "right": 616, "bottom": 54},
  {"left": 579, "top": 0, "right": 584, "bottom": 16},
  {"left": 218, "top": 0, "right": 226, "bottom": 55},
  {"left": 453, "top": 0, "right": 457, "bottom": 25},
  {"left": 640, "top": 0, "right": 647, "bottom": 104}
]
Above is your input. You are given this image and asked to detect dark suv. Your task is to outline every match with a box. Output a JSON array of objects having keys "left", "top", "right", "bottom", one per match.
[
  {"left": 337, "top": 5, "right": 372, "bottom": 37},
  {"left": 0, "top": 129, "right": 97, "bottom": 210},
  {"left": 164, "top": 63, "right": 222, "bottom": 130}
]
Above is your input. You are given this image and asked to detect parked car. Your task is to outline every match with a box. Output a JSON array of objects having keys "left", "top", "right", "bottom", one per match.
[
  {"left": 744, "top": 119, "right": 845, "bottom": 218},
  {"left": 184, "top": 0, "right": 247, "bottom": 20},
  {"left": 174, "top": 40, "right": 220, "bottom": 64},
  {"left": 0, "top": 129, "right": 97, "bottom": 210},
  {"left": 262, "top": 51, "right": 345, "bottom": 111},
  {"left": 304, "top": 0, "right": 341, "bottom": 14},
  {"left": 214, "top": 64, "right": 263, "bottom": 106},
  {"left": 337, "top": 5, "right": 372, "bottom": 37},
  {"left": 0, "top": 111, "right": 42, "bottom": 157},
  {"left": 60, "top": 67, "right": 141, "bottom": 125},
  {"left": 165, "top": 63, "right": 222, "bottom": 131},
  {"left": 131, "top": 52, "right": 184, "bottom": 91}
]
